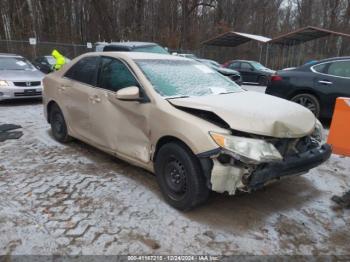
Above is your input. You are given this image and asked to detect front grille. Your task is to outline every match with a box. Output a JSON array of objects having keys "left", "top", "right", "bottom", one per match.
[
  {"left": 14, "top": 81, "right": 41, "bottom": 87},
  {"left": 270, "top": 136, "right": 319, "bottom": 157},
  {"left": 14, "top": 91, "right": 42, "bottom": 97}
]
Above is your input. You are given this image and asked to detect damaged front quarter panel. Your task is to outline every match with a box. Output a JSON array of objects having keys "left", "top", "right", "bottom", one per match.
[
  {"left": 197, "top": 134, "right": 332, "bottom": 195},
  {"left": 198, "top": 149, "right": 255, "bottom": 195},
  {"left": 210, "top": 159, "right": 249, "bottom": 195}
]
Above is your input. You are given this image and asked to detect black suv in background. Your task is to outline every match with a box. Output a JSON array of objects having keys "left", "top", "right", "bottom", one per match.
[
  {"left": 266, "top": 57, "right": 350, "bottom": 119},
  {"left": 222, "top": 60, "right": 275, "bottom": 85},
  {"left": 95, "top": 42, "right": 169, "bottom": 54}
]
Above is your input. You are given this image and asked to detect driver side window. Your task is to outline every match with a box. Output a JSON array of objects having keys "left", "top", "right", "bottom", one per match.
[
  {"left": 241, "top": 62, "right": 253, "bottom": 70},
  {"left": 98, "top": 57, "right": 139, "bottom": 92}
]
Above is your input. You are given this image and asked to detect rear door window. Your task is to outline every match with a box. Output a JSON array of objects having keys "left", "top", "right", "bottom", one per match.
[
  {"left": 64, "top": 56, "right": 99, "bottom": 86},
  {"left": 326, "top": 60, "right": 350, "bottom": 78},
  {"left": 98, "top": 57, "right": 139, "bottom": 92},
  {"left": 229, "top": 62, "right": 240, "bottom": 69}
]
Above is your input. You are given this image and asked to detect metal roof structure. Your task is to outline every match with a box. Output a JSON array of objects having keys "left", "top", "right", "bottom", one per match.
[
  {"left": 200, "top": 26, "right": 350, "bottom": 69},
  {"left": 202, "top": 26, "right": 350, "bottom": 47},
  {"left": 201, "top": 31, "right": 271, "bottom": 47},
  {"left": 268, "top": 26, "right": 350, "bottom": 46}
]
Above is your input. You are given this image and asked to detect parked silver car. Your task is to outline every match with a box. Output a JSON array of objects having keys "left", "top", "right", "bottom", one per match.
[{"left": 0, "top": 53, "right": 44, "bottom": 101}]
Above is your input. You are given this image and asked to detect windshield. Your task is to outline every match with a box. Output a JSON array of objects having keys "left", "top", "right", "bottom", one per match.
[
  {"left": 198, "top": 59, "right": 220, "bottom": 69},
  {"left": 133, "top": 45, "right": 169, "bottom": 54},
  {"left": 250, "top": 61, "right": 268, "bottom": 70},
  {"left": 136, "top": 59, "right": 242, "bottom": 98},
  {"left": 179, "top": 54, "right": 197, "bottom": 59},
  {"left": 46, "top": 56, "right": 56, "bottom": 65},
  {"left": 0, "top": 57, "right": 34, "bottom": 70},
  {"left": 209, "top": 61, "right": 220, "bottom": 68}
]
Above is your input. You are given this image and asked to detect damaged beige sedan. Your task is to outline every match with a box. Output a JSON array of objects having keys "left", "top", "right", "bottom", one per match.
[{"left": 43, "top": 52, "right": 332, "bottom": 210}]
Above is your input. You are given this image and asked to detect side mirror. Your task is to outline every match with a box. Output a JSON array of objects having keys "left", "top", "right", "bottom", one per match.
[{"left": 115, "top": 86, "right": 141, "bottom": 101}]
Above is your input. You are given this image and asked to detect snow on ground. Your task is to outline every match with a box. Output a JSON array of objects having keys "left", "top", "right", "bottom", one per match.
[{"left": 0, "top": 97, "right": 349, "bottom": 256}]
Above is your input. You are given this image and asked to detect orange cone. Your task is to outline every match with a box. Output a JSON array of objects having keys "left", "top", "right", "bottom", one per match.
[{"left": 327, "top": 97, "right": 350, "bottom": 156}]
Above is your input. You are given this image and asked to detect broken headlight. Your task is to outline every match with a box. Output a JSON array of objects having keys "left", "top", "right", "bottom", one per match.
[
  {"left": 210, "top": 132, "right": 283, "bottom": 164},
  {"left": 310, "top": 119, "right": 325, "bottom": 145}
]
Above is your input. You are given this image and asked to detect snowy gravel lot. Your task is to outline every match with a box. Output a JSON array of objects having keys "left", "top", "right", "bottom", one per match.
[{"left": 0, "top": 86, "right": 350, "bottom": 256}]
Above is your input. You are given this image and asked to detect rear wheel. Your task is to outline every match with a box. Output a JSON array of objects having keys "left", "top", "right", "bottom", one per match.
[
  {"left": 155, "top": 142, "right": 209, "bottom": 210},
  {"left": 291, "top": 93, "right": 320, "bottom": 118},
  {"left": 49, "top": 104, "right": 72, "bottom": 143},
  {"left": 258, "top": 76, "right": 268, "bottom": 86}
]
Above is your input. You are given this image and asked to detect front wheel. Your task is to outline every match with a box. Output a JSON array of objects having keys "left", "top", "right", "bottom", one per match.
[
  {"left": 291, "top": 93, "right": 320, "bottom": 118},
  {"left": 155, "top": 142, "right": 209, "bottom": 210},
  {"left": 49, "top": 104, "right": 72, "bottom": 143}
]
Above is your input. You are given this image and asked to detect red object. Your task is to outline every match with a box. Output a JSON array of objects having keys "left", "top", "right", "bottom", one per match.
[
  {"left": 270, "top": 75, "right": 283, "bottom": 82},
  {"left": 222, "top": 61, "right": 231, "bottom": 68},
  {"left": 327, "top": 97, "right": 350, "bottom": 156}
]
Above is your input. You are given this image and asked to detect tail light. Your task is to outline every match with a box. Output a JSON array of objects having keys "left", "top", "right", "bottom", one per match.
[
  {"left": 270, "top": 75, "right": 283, "bottom": 82},
  {"left": 222, "top": 62, "right": 230, "bottom": 68}
]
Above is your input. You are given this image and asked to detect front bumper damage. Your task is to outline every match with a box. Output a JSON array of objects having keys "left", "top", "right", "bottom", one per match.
[{"left": 198, "top": 144, "right": 332, "bottom": 194}]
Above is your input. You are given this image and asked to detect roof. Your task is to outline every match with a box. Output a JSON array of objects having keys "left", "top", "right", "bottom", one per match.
[
  {"left": 0, "top": 53, "right": 21, "bottom": 57},
  {"left": 195, "top": 58, "right": 218, "bottom": 63},
  {"left": 269, "top": 26, "right": 350, "bottom": 46},
  {"left": 96, "top": 42, "right": 158, "bottom": 48},
  {"left": 231, "top": 59, "right": 255, "bottom": 62},
  {"left": 202, "top": 31, "right": 271, "bottom": 47},
  {"left": 317, "top": 56, "right": 350, "bottom": 63},
  {"left": 98, "top": 51, "right": 190, "bottom": 61}
]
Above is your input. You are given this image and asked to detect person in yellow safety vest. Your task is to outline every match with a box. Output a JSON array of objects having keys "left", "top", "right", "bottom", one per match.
[{"left": 51, "top": 49, "right": 66, "bottom": 70}]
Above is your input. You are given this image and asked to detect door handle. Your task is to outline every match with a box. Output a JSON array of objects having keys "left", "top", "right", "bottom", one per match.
[
  {"left": 318, "top": 80, "right": 333, "bottom": 85},
  {"left": 89, "top": 95, "right": 101, "bottom": 103},
  {"left": 58, "top": 85, "right": 70, "bottom": 91}
]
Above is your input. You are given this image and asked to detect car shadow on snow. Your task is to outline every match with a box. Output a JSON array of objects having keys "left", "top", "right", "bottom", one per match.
[
  {"left": 50, "top": 130, "right": 321, "bottom": 230},
  {"left": 186, "top": 175, "right": 321, "bottom": 231},
  {"left": 55, "top": 134, "right": 162, "bottom": 195}
]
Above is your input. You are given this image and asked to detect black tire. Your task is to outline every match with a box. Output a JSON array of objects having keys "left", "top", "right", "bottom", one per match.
[
  {"left": 258, "top": 75, "right": 268, "bottom": 86},
  {"left": 155, "top": 142, "right": 209, "bottom": 211},
  {"left": 291, "top": 93, "right": 320, "bottom": 118},
  {"left": 49, "top": 104, "right": 72, "bottom": 143}
]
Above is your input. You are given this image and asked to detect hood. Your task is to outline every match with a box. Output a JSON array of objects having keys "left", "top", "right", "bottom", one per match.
[
  {"left": 0, "top": 69, "right": 44, "bottom": 81},
  {"left": 216, "top": 67, "right": 240, "bottom": 76},
  {"left": 169, "top": 91, "right": 316, "bottom": 138},
  {"left": 260, "top": 68, "right": 275, "bottom": 74}
]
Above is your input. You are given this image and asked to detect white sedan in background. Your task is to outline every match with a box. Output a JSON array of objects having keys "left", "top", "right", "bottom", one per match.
[{"left": 0, "top": 53, "right": 44, "bottom": 101}]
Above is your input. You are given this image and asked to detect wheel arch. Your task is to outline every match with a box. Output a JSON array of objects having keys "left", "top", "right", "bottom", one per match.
[
  {"left": 47, "top": 100, "right": 60, "bottom": 123},
  {"left": 288, "top": 89, "right": 322, "bottom": 117},
  {"left": 153, "top": 135, "right": 195, "bottom": 162}
]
